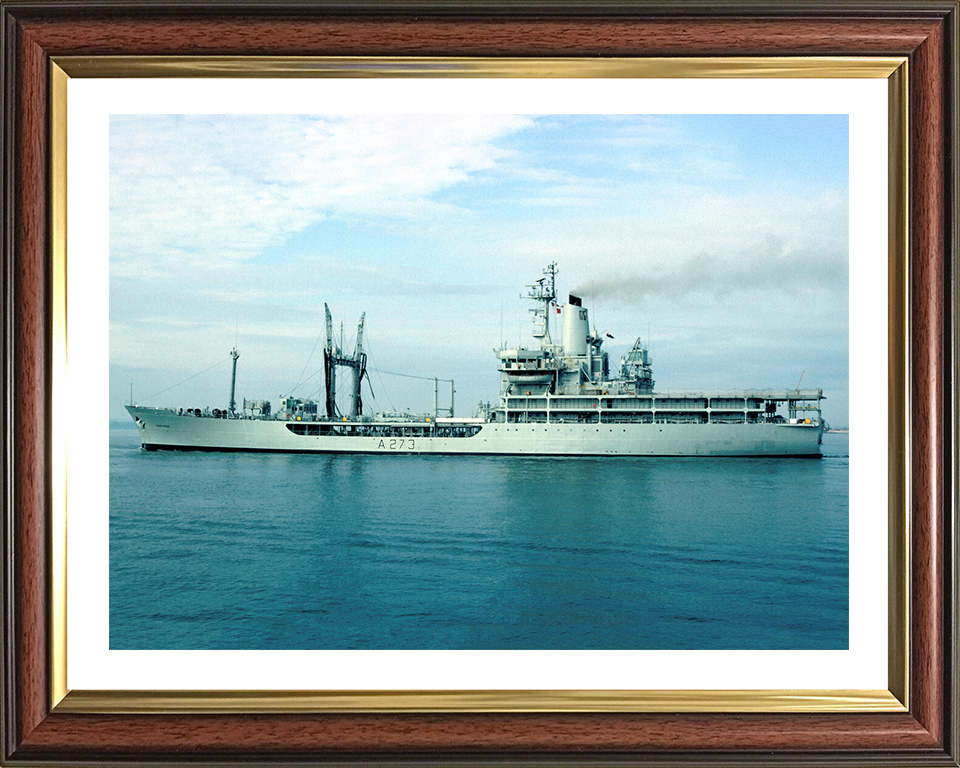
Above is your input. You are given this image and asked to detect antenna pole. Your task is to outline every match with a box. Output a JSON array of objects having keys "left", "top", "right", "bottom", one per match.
[
  {"left": 228, "top": 347, "right": 240, "bottom": 415},
  {"left": 795, "top": 370, "right": 805, "bottom": 391}
]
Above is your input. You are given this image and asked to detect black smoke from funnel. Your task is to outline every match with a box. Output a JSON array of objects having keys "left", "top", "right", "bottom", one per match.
[{"left": 570, "top": 237, "right": 846, "bottom": 306}]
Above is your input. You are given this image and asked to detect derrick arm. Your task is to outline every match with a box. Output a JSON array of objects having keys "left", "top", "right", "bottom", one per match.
[
  {"left": 324, "top": 303, "right": 336, "bottom": 418},
  {"left": 355, "top": 312, "right": 366, "bottom": 417}
]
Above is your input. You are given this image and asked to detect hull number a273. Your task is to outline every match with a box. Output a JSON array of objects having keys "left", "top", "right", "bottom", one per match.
[{"left": 378, "top": 439, "right": 415, "bottom": 451}]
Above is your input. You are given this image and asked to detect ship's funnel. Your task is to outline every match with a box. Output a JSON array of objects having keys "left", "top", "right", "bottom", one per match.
[{"left": 562, "top": 298, "right": 589, "bottom": 356}]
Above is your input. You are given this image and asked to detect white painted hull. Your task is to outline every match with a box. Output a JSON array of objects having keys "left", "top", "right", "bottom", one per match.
[{"left": 126, "top": 406, "right": 823, "bottom": 457}]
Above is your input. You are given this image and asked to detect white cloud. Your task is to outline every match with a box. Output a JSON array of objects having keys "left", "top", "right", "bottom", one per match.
[{"left": 110, "top": 114, "right": 534, "bottom": 272}]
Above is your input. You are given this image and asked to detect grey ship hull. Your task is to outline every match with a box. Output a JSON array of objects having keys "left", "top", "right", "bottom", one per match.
[{"left": 126, "top": 405, "right": 823, "bottom": 457}]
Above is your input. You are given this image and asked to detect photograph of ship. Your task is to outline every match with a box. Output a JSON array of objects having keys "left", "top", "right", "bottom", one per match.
[
  {"left": 110, "top": 112, "right": 849, "bottom": 651},
  {"left": 126, "top": 262, "right": 825, "bottom": 456}
]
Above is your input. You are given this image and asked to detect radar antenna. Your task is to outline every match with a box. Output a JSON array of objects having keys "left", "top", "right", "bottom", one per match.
[{"left": 526, "top": 261, "right": 557, "bottom": 346}]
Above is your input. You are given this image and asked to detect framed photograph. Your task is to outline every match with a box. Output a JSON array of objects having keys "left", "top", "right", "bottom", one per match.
[{"left": 2, "top": 2, "right": 957, "bottom": 766}]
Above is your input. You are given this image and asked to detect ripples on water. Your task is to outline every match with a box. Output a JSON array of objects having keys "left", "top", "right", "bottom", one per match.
[{"left": 109, "top": 430, "right": 849, "bottom": 650}]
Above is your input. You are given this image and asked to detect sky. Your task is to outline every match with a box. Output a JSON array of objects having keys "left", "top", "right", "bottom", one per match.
[{"left": 110, "top": 113, "right": 849, "bottom": 426}]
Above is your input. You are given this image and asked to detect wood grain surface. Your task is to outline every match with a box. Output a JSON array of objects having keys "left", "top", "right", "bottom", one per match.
[
  {"left": 14, "top": 711, "right": 944, "bottom": 753},
  {"left": 13, "top": 16, "right": 944, "bottom": 57},
  {"left": 2, "top": 4, "right": 956, "bottom": 765},
  {"left": 11, "top": 16, "right": 50, "bottom": 752},
  {"left": 907, "top": 13, "right": 949, "bottom": 752}
]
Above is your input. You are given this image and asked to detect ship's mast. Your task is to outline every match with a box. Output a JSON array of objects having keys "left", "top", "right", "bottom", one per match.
[
  {"left": 323, "top": 304, "right": 367, "bottom": 419},
  {"left": 323, "top": 304, "right": 337, "bottom": 418},
  {"left": 432, "top": 377, "right": 456, "bottom": 418},
  {"left": 352, "top": 312, "right": 366, "bottom": 418},
  {"left": 526, "top": 261, "right": 557, "bottom": 348},
  {"left": 228, "top": 347, "right": 240, "bottom": 415}
]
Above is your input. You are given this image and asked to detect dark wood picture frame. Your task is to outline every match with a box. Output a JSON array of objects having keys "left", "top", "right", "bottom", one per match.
[{"left": 2, "top": 2, "right": 958, "bottom": 765}]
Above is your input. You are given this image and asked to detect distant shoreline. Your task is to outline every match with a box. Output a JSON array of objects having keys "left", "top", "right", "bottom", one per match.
[{"left": 825, "top": 428, "right": 849, "bottom": 434}]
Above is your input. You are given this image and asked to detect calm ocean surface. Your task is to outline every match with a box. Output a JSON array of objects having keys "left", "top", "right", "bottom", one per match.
[{"left": 109, "top": 429, "right": 849, "bottom": 650}]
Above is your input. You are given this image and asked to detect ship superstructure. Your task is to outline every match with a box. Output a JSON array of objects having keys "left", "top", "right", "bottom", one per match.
[{"left": 126, "top": 265, "right": 824, "bottom": 456}]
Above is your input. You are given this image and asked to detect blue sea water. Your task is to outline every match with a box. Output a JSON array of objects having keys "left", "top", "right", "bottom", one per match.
[{"left": 109, "top": 430, "right": 849, "bottom": 650}]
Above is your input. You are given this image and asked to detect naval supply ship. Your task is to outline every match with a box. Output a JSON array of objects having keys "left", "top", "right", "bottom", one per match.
[{"left": 125, "top": 264, "right": 824, "bottom": 457}]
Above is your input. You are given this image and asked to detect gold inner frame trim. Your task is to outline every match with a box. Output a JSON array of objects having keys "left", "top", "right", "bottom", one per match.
[
  {"left": 49, "top": 55, "right": 910, "bottom": 715},
  {"left": 53, "top": 55, "right": 906, "bottom": 79},
  {"left": 50, "top": 62, "right": 69, "bottom": 709},
  {"left": 56, "top": 688, "right": 905, "bottom": 714},
  {"left": 886, "top": 62, "right": 910, "bottom": 711}
]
